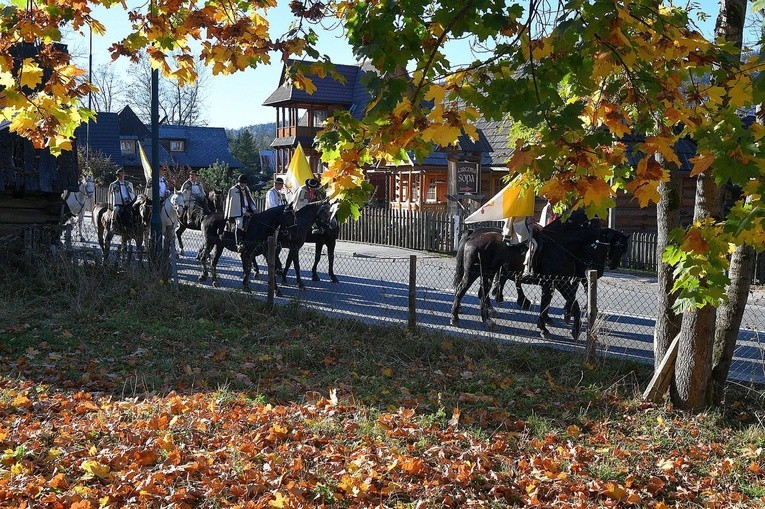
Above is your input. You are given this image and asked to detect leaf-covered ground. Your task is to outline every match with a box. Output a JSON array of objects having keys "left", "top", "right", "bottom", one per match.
[{"left": 1, "top": 262, "right": 764, "bottom": 508}]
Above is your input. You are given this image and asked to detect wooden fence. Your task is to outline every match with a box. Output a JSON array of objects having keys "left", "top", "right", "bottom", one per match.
[{"left": 339, "top": 208, "right": 456, "bottom": 253}]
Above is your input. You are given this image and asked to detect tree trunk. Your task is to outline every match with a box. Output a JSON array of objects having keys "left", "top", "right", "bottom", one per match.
[
  {"left": 710, "top": 11, "right": 763, "bottom": 402},
  {"left": 711, "top": 244, "right": 756, "bottom": 402},
  {"left": 654, "top": 167, "right": 682, "bottom": 366},
  {"left": 673, "top": 172, "right": 720, "bottom": 410},
  {"left": 673, "top": 305, "right": 716, "bottom": 409},
  {"left": 671, "top": 0, "right": 747, "bottom": 411}
]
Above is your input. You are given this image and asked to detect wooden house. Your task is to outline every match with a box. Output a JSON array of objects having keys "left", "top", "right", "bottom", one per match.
[
  {"left": 75, "top": 105, "right": 242, "bottom": 185},
  {"left": 263, "top": 59, "right": 702, "bottom": 234}
]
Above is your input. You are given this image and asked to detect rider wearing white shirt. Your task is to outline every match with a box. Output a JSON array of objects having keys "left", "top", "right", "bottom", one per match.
[
  {"left": 224, "top": 174, "right": 258, "bottom": 252},
  {"left": 108, "top": 169, "right": 135, "bottom": 212},
  {"left": 145, "top": 168, "right": 171, "bottom": 203},
  {"left": 265, "top": 177, "right": 287, "bottom": 209}
]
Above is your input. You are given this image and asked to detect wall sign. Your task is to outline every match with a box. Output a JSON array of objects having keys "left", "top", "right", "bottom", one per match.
[{"left": 456, "top": 161, "right": 479, "bottom": 195}]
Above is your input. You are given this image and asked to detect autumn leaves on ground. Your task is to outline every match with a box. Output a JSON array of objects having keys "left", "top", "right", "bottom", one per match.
[{"left": 1, "top": 261, "right": 764, "bottom": 508}]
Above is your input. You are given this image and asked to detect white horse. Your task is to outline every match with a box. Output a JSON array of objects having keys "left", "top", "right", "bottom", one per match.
[
  {"left": 159, "top": 192, "right": 185, "bottom": 280},
  {"left": 62, "top": 176, "right": 95, "bottom": 241}
]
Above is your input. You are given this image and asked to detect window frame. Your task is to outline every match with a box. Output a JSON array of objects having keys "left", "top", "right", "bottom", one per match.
[
  {"left": 120, "top": 139, "right": 136, "bottom": 155},
  {"left": 169, "top": 140, "right": 185, "bottom": 152}
]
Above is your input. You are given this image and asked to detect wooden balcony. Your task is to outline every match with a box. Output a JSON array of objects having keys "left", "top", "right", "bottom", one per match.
[{"left": 275, "top": 125, "right": 322, "bottom": 141}]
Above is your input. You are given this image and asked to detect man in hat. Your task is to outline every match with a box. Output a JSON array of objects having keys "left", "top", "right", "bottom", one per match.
[
  {"left": 265, "top": 176, "right": 287, "bottom": 210},
  {"left": 181, "top": 170, "right": 209, "bottom": 223},
  {"left": 293, "top": 177, "right": 320, "bottom": 212},
  {"left": 108, "top": 169, "right": 136, "bottom": 213},
  {"left": 145, "top": 167, "right": 171, "bottom": 204},
  {"left": 224, "top": 174, "right": 258, "bottom": 252}
]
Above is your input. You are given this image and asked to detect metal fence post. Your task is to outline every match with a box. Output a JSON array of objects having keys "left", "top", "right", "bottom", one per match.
[
  {"left": 267, "top": 235, "right": 276, "bottom": 307},
  {"left": 585, "top": 269, "right": 598, "bottom": 362},
  {"left": 170, "top": 236, "right": 179, "bottom": 292},
  {"left": 408, "top": 254, "right": 417, "bottom": 330}
]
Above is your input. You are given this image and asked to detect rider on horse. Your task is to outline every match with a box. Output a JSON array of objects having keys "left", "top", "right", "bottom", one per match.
[
  {"left": 108, "top": 169, "right": 136, "bottom": 228},
  {"left": 224, "top": 174, "right": 258, "bottom": 253},
  {"left": 181, "top": 170, "right": 210, "bottom": 226},
  {"left": 502, "top": 216, "right": 539, "bottom": 277}
]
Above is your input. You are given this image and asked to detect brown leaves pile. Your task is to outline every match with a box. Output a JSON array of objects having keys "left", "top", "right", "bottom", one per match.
[{"left": 1, "top": 374, "right": 763, "bottom": 508}]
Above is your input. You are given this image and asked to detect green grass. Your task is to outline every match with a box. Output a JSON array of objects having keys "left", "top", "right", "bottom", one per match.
[{"left": 2, "top": 259, "right": 765, "bottom": 507}]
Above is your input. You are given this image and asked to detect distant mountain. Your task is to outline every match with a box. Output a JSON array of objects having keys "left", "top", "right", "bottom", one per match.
[{"left": 227, "top": 122, "right": 275, "bottom": 151}]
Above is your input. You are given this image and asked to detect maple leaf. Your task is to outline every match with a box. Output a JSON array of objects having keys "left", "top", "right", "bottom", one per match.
[
  {"left": 269, "top": 492, "right": 289, "bottom": 507},
  {"left": 689, "top": 151, "right": 715, "bottom": 177},
  {"left": 19, "top": 58, "right": 43, "bottom": 89},
  {"left": 682, "top": 228, "right": 709, "bottom": 254},
  {"left": 81, "top": 459, "right": 111, "bottom": 479}
]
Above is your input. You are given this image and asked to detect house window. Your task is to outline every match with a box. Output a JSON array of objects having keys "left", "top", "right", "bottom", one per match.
[
  {"left": 313, "top": 109, "right": 329, "bottom": 126},
  {"left": 169, "top": 140, "right": 185, "bottom": 152},
  {"left": 120, "top": 139, "right": 135, "bottom": 155},
  {"left": 427, "top": 180, "right": 445, "bottom": 202},
  {"left": 427, "top": 181, "right": 438, "bottom": 202}
]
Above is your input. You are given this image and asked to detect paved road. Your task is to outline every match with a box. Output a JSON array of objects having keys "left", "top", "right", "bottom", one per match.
[{"left": 68, "top": 216, "right": 765, "bottom": 385}]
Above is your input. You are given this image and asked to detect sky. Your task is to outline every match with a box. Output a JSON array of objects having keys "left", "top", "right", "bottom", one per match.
[{"left": 65, "top": 0, "right": 737, "bottom": 130}]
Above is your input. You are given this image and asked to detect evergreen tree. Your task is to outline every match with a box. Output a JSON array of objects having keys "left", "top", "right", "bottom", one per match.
[{"left": 229, "top": 130, "right": 264, "bottom": 189}]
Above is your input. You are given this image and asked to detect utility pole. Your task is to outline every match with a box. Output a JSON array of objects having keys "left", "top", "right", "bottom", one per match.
[{"left": 149, "top": 0, "right": 161, "bottom": 269}]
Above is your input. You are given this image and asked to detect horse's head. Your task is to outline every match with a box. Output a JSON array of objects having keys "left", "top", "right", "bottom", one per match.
[
  {"left": 82, "top": 176, "right": 95, "bottom": 198},
  {"left": 604, "top": 229, "right": 631, "bottom": 270},
  {"left": 170, "top": 191, "right": 186, "bottom": 218}
]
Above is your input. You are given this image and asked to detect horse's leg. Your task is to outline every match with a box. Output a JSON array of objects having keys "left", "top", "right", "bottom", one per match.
[
  {"left": 125, "top": 239, "right": 133, "bottom": 268},
  {"left": 491, "top": 270, "right": 503, "bottom": 303},
  {"left": 292, "top": 248, "right": 306, "bottom": 290},
  {"left": 450, "top": 269, "right": 477, "bottom": 326},
  {"left": 479, "top": 274, "right": 496, "bottom": 328},
  {"left": 197, "top": 239, "right": 211, "bottom": 282},
  {"left": 311, "top": 241, "right": 322, "bottom": 282},
  {"left": 77, "top": 209, "right": 85, "bottom": 242},
  {"left": 176, "top": 224, "right": 186, "bottom": 256},
  {"left": 570, "top": 299, "right": 582, "bottom": 340},
  {"left": 281, "top": 249, "right": 293, "bottom": 284},
  {"left": 516, "top": 279, "right": 532, "bottom": 310},
  {"left": 241, "top": 250, "right": 252, "bottom": 292},
  {"left": 327, "top": 237, "right": 338, "bottom": 283},
  {"left": 104, "top": 229, "right": 113, "bottom": 264},
  {"left": 537, "top": 282, "right": 553, "bottom": 337},
  {"left": 560, "top": 281, "right": 582, "bottom": 339},
  {"left": 211, "top": 244, "right": 224, "bottom": 288}
]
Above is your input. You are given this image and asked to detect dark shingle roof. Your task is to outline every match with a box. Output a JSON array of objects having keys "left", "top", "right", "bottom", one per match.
[
  {"left": 263, "top": 60, "right": 375, "bottom": 113},
  {"left": 118, "top": 106, "right": 150, "bottom": 138},
  {"left": 140, "top": 125, "right": 242, "bottom": 169},
  {"left": 475, "top": 119, "right": 513, "bottom": 167},
  {"left": 74, "top": 112, "right": 123, "bottom": 166}
]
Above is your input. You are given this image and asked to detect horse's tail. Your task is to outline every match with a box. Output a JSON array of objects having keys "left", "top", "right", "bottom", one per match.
[{"left": 453, "top": 228, "right": 474, "bottom": 288}]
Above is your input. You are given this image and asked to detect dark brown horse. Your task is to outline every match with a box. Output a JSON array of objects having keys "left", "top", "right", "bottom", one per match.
[
  {"left": 92, "top": 199, "right": 147, "bottom": 266},
  {"left": 176, "top": 189, "right": 224, "bottom": 256},
  {"left": 451, "top": 213, "right": 628, "bottom": 338},
  {"left": 197, "top": 205, "right": 292, "bottom": 292},
  {"left": 278, "top": 201, "right": 332, "bottom": 289}
]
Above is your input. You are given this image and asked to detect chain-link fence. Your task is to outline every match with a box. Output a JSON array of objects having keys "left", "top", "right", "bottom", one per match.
[{"left": 62, "top": 209, "right": 765, "bottom": 386}]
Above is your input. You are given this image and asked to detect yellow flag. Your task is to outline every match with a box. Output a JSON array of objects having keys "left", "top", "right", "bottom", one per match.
[
  {"left": 464, "top": 177, "right": 535, "bottom": 223},
  {"left": 283, "top": 143, "right": 314, "bottom": 192},
  {"left": 138, "top": 141, "right": 152, "bottom": 185}
]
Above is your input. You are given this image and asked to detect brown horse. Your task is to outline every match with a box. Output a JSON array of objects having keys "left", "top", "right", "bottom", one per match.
[
  {"left": 92, "top": 199, "right": 147, "bottom": 266},
  {"left": 278, "top": 201, "right": 333, "bottom": 289},
  {"left": 197, "top": 205, "right": 293, "bottom": 292},
  {"left": 176, "top": 189, "right": 224, "bottom": 256},
  {"left": 451, "top": 213, "right": 616, "bottom": 339}
]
